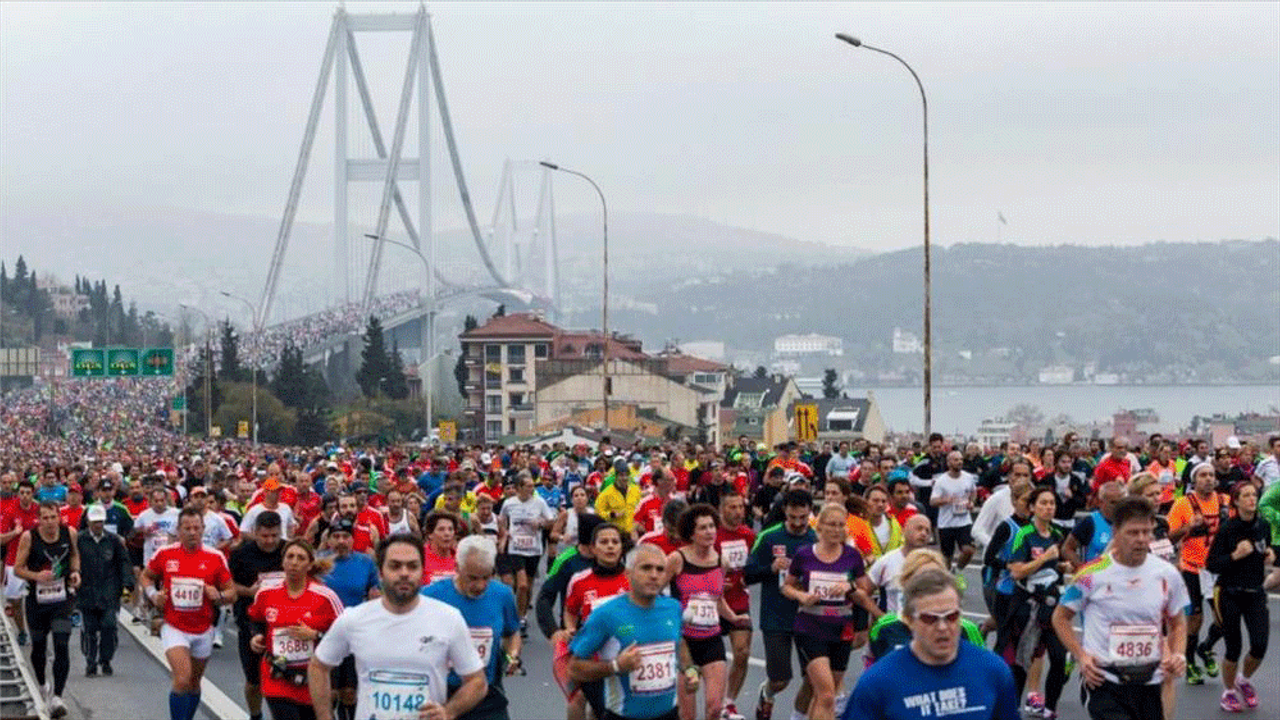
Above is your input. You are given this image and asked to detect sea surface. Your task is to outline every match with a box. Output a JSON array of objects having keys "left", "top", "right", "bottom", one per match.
[{"left": 846, "top": 384, "right": 1280, "bottom": 435}]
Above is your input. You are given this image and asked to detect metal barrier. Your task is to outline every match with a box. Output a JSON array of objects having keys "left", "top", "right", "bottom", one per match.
[{"left": 0, "top": 606, "right": 49, "bottom": 720}]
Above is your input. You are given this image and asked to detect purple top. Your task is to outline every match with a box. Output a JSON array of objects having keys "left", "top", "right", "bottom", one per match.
[{"left": 787, "top": 543, "right": 865, "bottom": 640}]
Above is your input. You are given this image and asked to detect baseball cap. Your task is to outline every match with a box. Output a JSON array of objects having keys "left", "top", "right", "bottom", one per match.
[
  {"left": 98, "top": 479, "right": 115, "bottom": 490},
  {"left": 1226, "top": 436, "right": 1242, "bottom": 449},
  {"left": 262, "top": 477, "right": 282, "bottom": 491},
  {"left": 87, "top": 505, "right": 107, "bottom": 523},
  {"left": 330, "top": 517, "right": 355, "bottom": 535},
  {"left": 68, "top": 483, "right": 83, "bottom": 494}
]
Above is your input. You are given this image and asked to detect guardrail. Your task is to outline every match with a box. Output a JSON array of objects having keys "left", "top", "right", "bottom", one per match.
[{"left": 0, "top": 607, "right": 49, "bottom": 720}]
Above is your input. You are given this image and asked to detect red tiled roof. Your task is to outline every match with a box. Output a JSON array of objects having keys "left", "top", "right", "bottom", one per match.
[
  {"left": 460, "top": 313, "right": 559, "bottom": 339},
  {"left": 553, "top": 333, "right": 649, "bottom": 360},
  {"left": 659, "top": 352, "right": 729, "bottom": 374}
]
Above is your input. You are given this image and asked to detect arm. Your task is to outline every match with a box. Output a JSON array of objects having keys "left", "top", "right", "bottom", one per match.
[
  {"left": 1061, "top": 530, "right": 1084, "bottom": 569},
  {"left": 307, "top": 657, "right": 335, "bottom": 720},
  {"left": 852, "top": 575, "right": 884, "bottom": 619},
  {"left": 972, "top": 496, "right": 1000, "bottom": 547},
  {"left": 67, "top": 528, "right": 81, "bottom": 588},
  {"left": 116, "top": 536, "right": 135, "bottom": 591},
  {"left": 501, "top": 631, "right": 523, "bottom": 675},
  {"left": 1009, "top": 543, "right": 1059, "bottom": 581},
  {"left": 570, "top": 642, "right": 642, "bottom": 683},
  {"left": 441, "top": 669, "right": 487, "bottom": 720},
  {"left": 1051, "top": 605, "right": 1103, "bottom": 688},
  {"left": 536, "top": 559, "right": 570, "bottom": 639},
  {"left": 12, "top": 533, "right": 38, "bottom": 582}
]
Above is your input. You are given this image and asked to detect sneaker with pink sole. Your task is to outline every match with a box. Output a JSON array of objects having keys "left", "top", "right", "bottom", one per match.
[
  {"left": 1236, "top": 679, "right": 1258, "bottom": 709},
  {"left": 1220, "top": 689, "right": 1244, "bottom": 713}
]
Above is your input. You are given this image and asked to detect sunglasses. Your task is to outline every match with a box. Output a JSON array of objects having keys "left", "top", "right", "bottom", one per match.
[{"left": 914, "top": 609, "right": 962, "bottom": 626}]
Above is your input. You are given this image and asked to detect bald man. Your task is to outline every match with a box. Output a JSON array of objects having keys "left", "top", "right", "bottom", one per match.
[{"left": 866, "top": 515, "right": 934, "bottom": 615}]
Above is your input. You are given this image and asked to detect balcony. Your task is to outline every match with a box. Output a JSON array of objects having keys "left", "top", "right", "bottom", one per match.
[{"left": 508, "top": 403, "right": 535, "bottom": 414}]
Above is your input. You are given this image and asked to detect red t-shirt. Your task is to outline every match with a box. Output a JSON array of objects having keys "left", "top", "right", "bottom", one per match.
[
  {"left": 148, "top": 543, "right": 232, "bottom": 634},
  {"left": 422, "top": 546, "right": 457, "bottom": 586},
  {"left": 246, "top": 581, "right": 343, "bottom": 704},
  {"left": 633, "top": 495, "right": 667, "bottom": 535},
  {"left": 716, "top": 524, "right": 757, "bottom": 614},
  {"left": 293, "top": 492, "right": 322, "bottom": 529},
  {"left": 671, "top": 466, "right": 690, "bottom": 493},
  {"left": 124, "top": 496, "right": 149, "bottom": 517},
  {"left": 1091, "top": 456, "right": 1133, "bottom": 494},
  {"left": 475, "top": 482, "right": 504, "bottom": 503},
  {"left": 888, "top": 504, "right": 919, "bottom": 529},
  {"left": 3, "top": 501, "right": 41, "bottom": 566},
  {"left": 59, "top": 505, "right": 85, "bottom": 530},
  {"left": 564, "top": 567, "right": 630, "bottom": 625},
  {"left": 357, "top": 508, "right": 389, "bottom": 537},
  {"left": 249, "top": 486, "right": 298, "bottom": 510},
  {"left": 638, "top": 529, "right": 683, "bottom": 556}
]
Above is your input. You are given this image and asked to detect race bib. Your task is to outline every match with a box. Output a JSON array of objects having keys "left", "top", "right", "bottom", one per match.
[
  {"left": 469, "top": 627, "right": 494, "bottom": 665},
  {"left": 721, "top": 540, "right": 748, "bottom": 571},
  {"left": 629, "top": 641, "right": 677, "bottom": 694},
  {"left": 652, "top": 516, "right": 664, "bottom": 534},
  {"left": 258, "top": 571, "right": 285, "bottom": 589},
  {"left": 171, "top": 576, "right": 205, "bottom": 610},
  {"left": 808, "top": 570, "right": 848, "bottom": 600},
  {"left": 686, "top": 594, "right": 718, "bottom": 628},
  {"left": 773, "top": 546, "right": 789, "bottom": 588},
  {"left": 36, "top": 578, "right": 66, "bottom": 605},
  {"left": 510, "top": 533, "right": 539, "bottom": 553},
  {"left": 1108, "top": 624, "right": 1160, "bottom": 666},
  {"left": 362, "top": 670, "right": 430, "bottom": 720},
  {"left": 271, "top": 632, "right": 315, "bottom": 665}
]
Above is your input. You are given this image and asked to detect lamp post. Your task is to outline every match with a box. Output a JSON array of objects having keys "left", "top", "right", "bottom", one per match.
[
  {"left": 179, "top": 303, "right": 214, "bottom": 438},
  {"left": 835, "top": 33, "right": 933, "bottom": 437},
  {"left": 365, "top": 233, "right": 434, "bottom": 434},
  {"left": 220, "top": 291, "right": 261, "bottom": 446},
  {"left": 539, "top": 160, "right": 609, "bottom": 434}
]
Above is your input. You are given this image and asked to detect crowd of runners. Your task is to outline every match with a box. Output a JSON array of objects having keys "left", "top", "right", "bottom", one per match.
[{"left": 2, "top": 377, "right": 1278, "bottom": 720}]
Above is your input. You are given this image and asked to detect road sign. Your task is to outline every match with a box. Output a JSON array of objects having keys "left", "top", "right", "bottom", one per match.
[
  {"left": 141, "top": 348, "right": 175, "bottom": 376},
  {"left": 237, "top": 421, "right": 249, "bottom": 439},
  {"left": 794, "top": 403, "right": 819, "bottom": 442},
  {"left": 211, "top": 425, "right": 222, "bottom": 438},
  {"left": 438, "top": 421, "right": 457, "bottom": 443},
  {"left": 172, "top": 396, "right": 186, "bottom": 411},
  {"left": 70, "top": 349, "right": 106, "bottom": 377},
  {"left": 107, "top": 348, "right": 140, "bottom": 376}
]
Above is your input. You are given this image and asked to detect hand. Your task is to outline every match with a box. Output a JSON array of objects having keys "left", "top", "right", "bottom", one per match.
[
  {"left": 1235, "top": 539, "right": 1255, "bottom": 559},
  {"left": 68, "top": 571, "right": 81, "bottom": 590},
  {"left": 286, "top": 623, "right": 317, "bottom": 641},
  {"left": 250, "top": 634, "right": 265, "bottom": 653},
  {"left": 1041, "top": 545, "right": 1060, "bottom": 563},
  {"left": 824, "top": 582, "right": 852, "bottom": 600},
  {"left": 551, "top": 629, "right": 574, "bottom": 646},
  {"left": 35, "top": 569, "right": 54, "bottom": 584},
  {"left": 205, "top": 583, "right": 222, "bottom": 602},
  {"left": 1161, "top": 650, "right": 1186, "bottom": 679},
  {"left": 614, "top": 642, "right": 642, "bottom": 673},
  {"left": 682, "top": 667, "right": 700, "bottom": 694},
  {"left": 797, "top": 592, "right": 819, "bottom": 607},
  {"left": 504, "top": 655, "right": 522, "bottom": 676},
  {"left": 1190, "top": 513, "right": 1205, "bottom": 528},
  {"left": 418, "top": 701, "right": 449, "bottom": 720},
  {"left": 771, "top": 557, "right": 790, "bottom": 573},
  {"left": 1079, "top": 652, "right": 1105, "bottom": 689},
  {"left": 154, "top": 590, "right": 168, "bottom": 611}
]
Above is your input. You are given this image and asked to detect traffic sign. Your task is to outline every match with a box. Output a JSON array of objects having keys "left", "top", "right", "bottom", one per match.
[
  {"left": 172, "top": 396, "right": 186, "bottom": 411},
  {"left": 141, "top": 348, "right": 175, "bottom": 376},
  {"left": 107, "top": 348, "right": 140, "bottom": 376},
  {"left": 438, "top": 421, "right": 457, "bottom": 443},
  {"left": 794, "top": 403, "right": 819, "bottom": 442},
  {"left": 70, "top": 349, "right": 106, "bottom": 377},
  {"left": 237, "top": 421, "right": 249, "bottom": 439}
]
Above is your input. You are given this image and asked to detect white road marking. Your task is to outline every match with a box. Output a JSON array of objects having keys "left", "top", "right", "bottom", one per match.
[{"left": 117, "top": 608, "right": 249, "bottom": 720}]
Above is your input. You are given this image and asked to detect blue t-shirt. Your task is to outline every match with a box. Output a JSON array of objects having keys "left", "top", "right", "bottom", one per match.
[
  {"left": 844, "top": 640, "right": 1019, "bottom": 720},
  {"left": 569, "top": 594, "right": 683, "bottom": 720},
  {"left": 322, "top": 552, "right": 379, "bottom": 608},
  {"left": 420, "top": 578, "right": 519, "bottom": 686},
  {"left": 35, "top": 485, "right": 67, "bottom": 504},
  {"left": 418, "top": 470, "right": 447, "bottom": 497}
]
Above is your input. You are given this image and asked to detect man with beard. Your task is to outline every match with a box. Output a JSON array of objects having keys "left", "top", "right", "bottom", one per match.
[{"left": 309, "top": 535, "right": 487, "bottom": 720}]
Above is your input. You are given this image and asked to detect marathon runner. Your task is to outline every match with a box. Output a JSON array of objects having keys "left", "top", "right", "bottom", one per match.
[
  {"left": 1063, "top": 481, "right": 1124, "bottom": 569},
  {"left": 422, "top": 511, "right": 460, "bottom": 585},
  {"left": 563, "top": 522, "right": 630, "bottom": 720},
  {"left": 568, "top": 542, "right": 690, "bottom": 720},
  {"left": 230, "top": 510, "right": 285, "bottom": 720},
  {"left": 716, "top": 489, "right": 756, "bottom": 720},
  {"left": 309, "top": 534, "right": 487, "bottom": 720},
  {"left": 246, "top": 539, "right": 343, "bottom": 720},
  {"left": 422, "top": 534, "right": 523, "bottom": 720},
  {"left": 867, "top": 515, "right": 933, "bottom": 617},
  {"left": 1052, "top": 496, "right": 1189, "bottom": 720},
  {"left": 76, "top": 503, "right": 133, "bottom": 677},
  {"left": 1167, "top": 462, "right": 1227, "bottom": 685},
  {"left": 2, "top": 480, "right": 40, "bottom": 646},
  {"left": 864, "top": 549, "right": 985, "bottom": 664},
  {"left": 12, "top": 501, "right": 80, "bottom": 717},
  {"left": 318, "top": 517, "right": 379, "bottom": 720},
  {"left": 498, "top": 471, "right": 556, "bottom": 636},
  {"left": 142, "top": 506, "right": 236, "bottom": 720}
]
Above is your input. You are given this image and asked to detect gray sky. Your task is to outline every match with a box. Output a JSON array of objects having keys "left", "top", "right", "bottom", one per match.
[{"left": 2, "top": 1, "right": 1278, "bottom": 252}]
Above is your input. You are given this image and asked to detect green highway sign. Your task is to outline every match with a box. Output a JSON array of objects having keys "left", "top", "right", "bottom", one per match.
[
  {"left": 107, "top": 348, "right": 140, "bottom": 376},
  {"left": 70, "top": 349, "right": 106, "bottom": 377},
  {"left": 172, "top": 396, "right": 186, "bottom": 411},
  {"left": 141, "top": 348, "right": 175, "bottom": 376}
]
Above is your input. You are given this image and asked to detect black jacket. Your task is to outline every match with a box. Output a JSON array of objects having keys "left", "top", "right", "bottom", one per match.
[{"left": 76, "top": 530, "right": 133, "bottom": 611}]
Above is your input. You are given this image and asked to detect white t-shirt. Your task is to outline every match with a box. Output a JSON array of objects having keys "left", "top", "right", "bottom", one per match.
[
  {"left": 1255, "top": 456, "right": 1280, "bottom": 490},
  {"left": 134, "top": 507, "right": 181, "bottom": 565},
  {"left": 499, "top": 495, "right": 556, "bottom": 556},
  {"left": 239, "top": 503, "right": 296, "bottom": 539},
  {"left": 867, "top": 548, "right": 908, "bottom": 615},
  {"left": 932, "top": 471, "right": 976, "bottom": 529},
  {"left": 314, "top": 597, "right": 484, "bottom": 717},
  {"left": 1060, "top": 552, "right": 1189, "bottom": 685},
  {"left": 201, "top": 511, "right": 233, "bottom": 549}
]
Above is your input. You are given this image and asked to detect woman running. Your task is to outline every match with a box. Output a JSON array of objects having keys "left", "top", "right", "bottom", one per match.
[
  {"left": 1004, "top": 486, "right": 1068, "bottom": 720},
  {"left": 665, "top": 503, "right": 745, "bottom": 720},
  {"left": 550, "top": 486, "right": 595, "bottom": 560},
  {"left": 783, "top": 502, "right": 880, "bottom": 720},
  {"left": 247, "top": 539, "right": 342, "bottom": 720},
  {"left": 1206, "top": 481, "right": 1273, "bottom": 712},
  {"left": 562, "top": 522, "right": 629, "bottom": 720}
]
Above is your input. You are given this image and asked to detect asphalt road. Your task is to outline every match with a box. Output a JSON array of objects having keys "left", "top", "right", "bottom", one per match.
[{"left": 172, "top": 564, "right": 1280, "bottom": 720}]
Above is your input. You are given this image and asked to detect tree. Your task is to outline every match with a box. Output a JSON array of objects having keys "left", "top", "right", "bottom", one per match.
[
  {"left": 492, "top": 304, "right": 506, "bottom": 318},
  {"left": 753, "top": 365, "right": 768, "bottom": 379},
  {"left": 271, "top": 342, "right": 308, "bottom": 407},
  {"left": 463, "top": 314, "right": 478, "bottom": 332},
  {"left": 822, "top": 368, "right": 841, "bottom": 399},
  {"left": 454, "top": 353, "right": 469, "bottom": 398},
  {"left": 356, "top": 316, "right": 390, "bottom": 399},
  {"left": 220, "top": 320, "right": 244, "bottom": 382},
  {"left": 383, "top": 341, "right": 409, "bottom": 400},
  {"left": 185, "top": 343, "right": 222, "bottom": 434},
  {"left": 1006, "top": 403, "right": 1044, "bottom": 429}
]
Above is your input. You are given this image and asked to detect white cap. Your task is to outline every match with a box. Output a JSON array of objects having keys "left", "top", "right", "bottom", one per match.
[
  {"left": 1226, "top": 436, "right": 1241, "bottom": 449},
  {"left": 87, "top": 505, "right": 108, "bottom": 523}
]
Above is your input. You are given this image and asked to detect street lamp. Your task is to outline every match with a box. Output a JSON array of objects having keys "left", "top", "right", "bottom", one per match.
[
  {"left": 539, "top": 160, "right": 610, "bottom": 434},
  {"left": 835, "top": 33, "right": 933, "bottom": 437},
  {"left": 365, "top": 233, "right": 434, "bottom": 434},
  {"left": 221, "top": 291, "right": 261, "bottom": 446},
  {"left": 179, "top": 303, "right": 214, "bottom": 438}
]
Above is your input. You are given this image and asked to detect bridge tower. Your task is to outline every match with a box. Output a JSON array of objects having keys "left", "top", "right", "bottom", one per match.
[{"left": 489, "top": 160, "right": 562, "bottom": 318}]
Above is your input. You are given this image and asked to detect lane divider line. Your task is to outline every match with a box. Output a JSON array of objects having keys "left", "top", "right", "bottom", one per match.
[{"left": 116, "top": 609, "right": 249, "bottom": 720}]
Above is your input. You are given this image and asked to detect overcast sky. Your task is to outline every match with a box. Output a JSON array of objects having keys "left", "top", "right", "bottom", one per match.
[{"left": 2, "top": 1, "right": 1277, "bottom": 252}]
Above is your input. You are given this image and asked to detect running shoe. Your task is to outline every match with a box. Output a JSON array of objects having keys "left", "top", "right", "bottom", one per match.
[
  {"left": 48, "top": 695, "right": 67, "bottom": 719},
  {"left": 722, "top": 702, "right": 746, "bottom": 720},
  {"left": 1220, "top": 689, "right": 1244, "bottom": 713},
  {"left": 1022, "top": 692, "right": 1045, "bottom": 716},
  {"left": 1041, "top": 710, "right": 1058, "bottom": 720},
  {"left": 1185, "top": 662, "right": 1204, "bottom": 685},
  {"left": 86, "top": 665, "right": 97, "bottom": 677},
  {"left": 101, "top": 662, "right": 113, "bottom": 676},
  {"left": 953, "top": 572, "right": 968, "bottom": 593},
  {"left": 755, "top": 680, "right": 774, "bottom": 720},
  {"left": 1236, "top": 679, "right": 1258, "bottom": 709},
  {"left": 16, "top": 631, "right": 27, "bottom": 646},
  {"left": 1197, "top": 644, "right": 1219, "bottom": 677},
  {"left": 520, "top": 617, "right": 528, "bottom": 639}
]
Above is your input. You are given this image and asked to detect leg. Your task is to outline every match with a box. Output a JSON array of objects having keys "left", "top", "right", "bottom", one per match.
[
  {"left": 701, "top": 660, "right": 727, "bottom": 720},
  {"left": 938, "top": 528, "right": 957, "bottom": 568},
  {"left": 81, "top": 607, "right": 100, "bottom": 670},
  {"left": 515, "top": 569, "right": 531, "bottom": 618},
  {"left": 26, "top": 604, "right": 50, "bottom": 687},
  {"left": 1042, "top": 630, "right": 1068, "bottom": 712},
  {"left": 1239, "top": 592, "right": 1268, "bottom": 680},
  {"left": 1217, "top": 588, "right": 1244, "bottom": 690},
  {"left": 726, "top": 629, "right": 751, "bottom": 705},
  {"left": 794, "top": 679, "right": 813, "bottom": 718},
  {"left": 566, "top": 691, "right": 586, "bottom": 720},
  {"left": 99, "top": 609, "right": 118, "bottom": 666},
  {"left": 238, "top": 620, "right": 264, "bottom": 718},
  {"left": 954, "top": 542, "right": 975, "bottom": 571},
  {"left": 802, "top": 656, "right": 836, "bottom": 720},
  {"left": 50, "top": 617, "right": 72, "bottom": 696}
]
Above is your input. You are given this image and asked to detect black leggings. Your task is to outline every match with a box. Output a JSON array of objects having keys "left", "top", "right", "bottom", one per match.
[
  {"left": 26, "top": 602, "right": 72, "bottom": 696},
  {"left": 265, "top": 697, "right": 317, "bottom": 720},
  {"left": 1214, "top": 587, "right": 1269, "bottom": 663},
  {"left": 1000, "top": 603, "right": 1067, "bottom": 712}
]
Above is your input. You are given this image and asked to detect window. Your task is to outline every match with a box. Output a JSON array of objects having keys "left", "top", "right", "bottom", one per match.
[
  {"left": 485, "top": 395, "right": 502, "bottom": 414},
  {"left": 485, "top": 370, "right": 502, "bottom": 389},
  {"left": 507, "top": 344, "right": 526, "bottom": 365},
  {"left": 694, "top": 373, "right": 719, "bottom": 385},
  {"left": 746, "top": 417, "right": 760, "bottom": 426},
  {"left": 508, "top": 418, "right": 517, "bottom": 434},
  {"left": 509, "top": 367, "right": 525, "bottom": 384},
  {"left": 534, "top": 343, "right": 549, "bottom": 359},
  {"left": 828, "top": 419, "right": 853, "bottom": 431},
  {"left": 736, "top": 392, "right": 764, "bottom": 409},
  {"left": 586, "top": 343, "right": 603, "bottom": 359},
  {"left": 509, "top": 392, "right": 525, "bottom": 408},
  {"left": 485, "top": 420, "right": 502, "bottom": 439},
  {"left": 485, "top": 344, "right": 501, "bottom": 361}
]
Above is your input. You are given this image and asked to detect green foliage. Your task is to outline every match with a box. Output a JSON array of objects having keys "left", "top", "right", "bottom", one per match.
[
  {"left": 356, "top": 316, "right": 390, "bottom": 399},
  {"left": 822, "top": 368, "right": 840, "bottom": 399},
  {"left": 220, "top": 320, "right": 244, "bottom": 382},
  {"left": 384, "top": 342, "right": 409, "bottom": 400},
  {"left": 212, "top": 381, "right": 295, "bottom": 444},
  {"left": 185, "top": 344, "right": 222, "bottom": 435}
]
